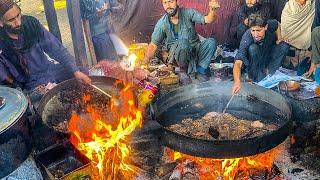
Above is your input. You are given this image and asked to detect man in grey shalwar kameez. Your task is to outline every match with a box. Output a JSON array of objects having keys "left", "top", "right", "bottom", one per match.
[{"left": 143, "top": 0, "right": 219, "bottom": 85}]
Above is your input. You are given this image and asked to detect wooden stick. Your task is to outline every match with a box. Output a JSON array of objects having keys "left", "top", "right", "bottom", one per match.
[{"left": 82, "top": 19, "right": 98, "bottom": 66}]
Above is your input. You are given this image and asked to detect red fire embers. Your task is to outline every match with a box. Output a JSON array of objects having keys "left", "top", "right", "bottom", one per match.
[
  {"left": 68, "top": 82, "right": 143, "bottom": 180},
  {"left": 165, "top": 144, "right": 285, "bottom": 180}
]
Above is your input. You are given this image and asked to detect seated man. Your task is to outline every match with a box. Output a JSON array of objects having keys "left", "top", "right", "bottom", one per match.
[
  {"left": 230, "top": 0, "right": 272, "bottom": 46},
  {"left": 80, "top": 0, "right": 119, "bottom": 61},
  {"left": 232, "top": 14, "right": 289, "bottom": 95},
  {"left": 142, "top": 0, "right": 219, "bottom": 85},
  {"left": 0, "top": 0, "right": 91, "bottom": 102}
]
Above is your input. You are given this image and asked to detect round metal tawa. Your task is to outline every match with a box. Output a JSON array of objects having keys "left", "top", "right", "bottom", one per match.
[{"left": 0, "top": 87, "right": 28, "bottom": 134}]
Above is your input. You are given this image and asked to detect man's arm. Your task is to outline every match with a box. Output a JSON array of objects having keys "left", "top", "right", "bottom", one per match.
[
  {"left": 143, "top": 42, "right": 158, "bottom": 64},
  {"left": 231, "top": 30, "right": 252, "bottom": 95},
  {"left": 232, "top": 60, "right": 243, "bottom": 95},
  {"left": 143, "top": 18, "right": 165, "bottom": 64},
  {"left": 275, "top": 21, "right": 288, "bottom": 43},
  {"left": 204, "top": 0, "right": 220, "bottom": 24},
  {"left": 38, "top": 25, "right": 91, "bottom": 84}
]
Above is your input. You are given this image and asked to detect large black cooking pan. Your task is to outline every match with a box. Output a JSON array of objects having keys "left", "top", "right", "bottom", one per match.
[
  {"left": 152, "top": 82, "right": 292, "bottom": 158},
  {"left": 37, "top": 76, "right": 123, "bottom": 132}
]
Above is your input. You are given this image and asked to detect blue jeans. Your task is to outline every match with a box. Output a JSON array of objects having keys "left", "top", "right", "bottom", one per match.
[
  {"left": 92, "top": 32, "right": 117, "bottom": 61},
  {"left": 247, "top": 42, "right": 289, "bottom": 81}
]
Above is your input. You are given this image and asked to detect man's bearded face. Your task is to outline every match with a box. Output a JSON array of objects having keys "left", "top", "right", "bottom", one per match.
[
  {"left": 162, "top": 0, "right": 178, "bottom": 17},
  {"left": 246, "top": 0, "right": 257, "bottom": 7},
  {"left": 2, "top": 5, "right": 22, "bottom": 34}
]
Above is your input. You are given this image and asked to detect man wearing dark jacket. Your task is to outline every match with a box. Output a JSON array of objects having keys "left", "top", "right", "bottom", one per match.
[
  {"left": 0, "top": 0, "right": 91, "bottom": 102},
  {"left": 232, "top": 14, "right": 289, "bottom": 94},
  {"left": 230, "top": 0, "right": 272, "bottom": 46}
]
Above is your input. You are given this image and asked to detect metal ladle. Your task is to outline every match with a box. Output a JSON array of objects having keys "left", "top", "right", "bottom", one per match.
[
  {"left": 209, "top": 94, "right": 236, "bottom": 139},
  {"left": 222, "top": 94, "right": 235, "bottom": 114}
]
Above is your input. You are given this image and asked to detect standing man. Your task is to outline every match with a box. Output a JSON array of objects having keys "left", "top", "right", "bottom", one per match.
[
  {"left": 143, "top": 0, "right": 219, "bottom": 85},
  {"left": 230, "top": 0, "right": 272, "bottom": 46},
  {"left": 0, "top": 0, "right": 91, "bottom": 102},
  {"left": 80, "top": 0, "right": 119, "bottom": 61},
  {"left": 232, "top": 13, "right": 289, "bottom": 95},
  {"left": 281, "top": 0, "right": 315, "bottom": 51}
]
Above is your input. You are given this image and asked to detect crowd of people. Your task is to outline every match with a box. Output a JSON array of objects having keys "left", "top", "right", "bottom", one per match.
[{"left": 0, "top": 0, "right": 319, "bottom": 105}]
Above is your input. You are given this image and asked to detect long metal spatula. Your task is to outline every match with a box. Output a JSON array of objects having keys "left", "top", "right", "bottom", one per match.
[
  {"left": 209, "top": 94, "right": 236, "bottom": 139},
  {"left": 90, "top": 84, "right": 112, "bottom": 98}
]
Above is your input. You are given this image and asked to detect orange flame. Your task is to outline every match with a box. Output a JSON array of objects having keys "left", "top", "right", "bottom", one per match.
[
  {"left": 166, "top": 144, "right": 284, "bottom": 179},
  {"left": 68, "top": 82, "right": 143, "bottom": 179}
]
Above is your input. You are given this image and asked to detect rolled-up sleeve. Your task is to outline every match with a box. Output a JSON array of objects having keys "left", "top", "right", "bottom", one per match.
[
  {"left": 38, "top": 25, "right": 79, "bottom": 73},
  {"left": 235, "top": 30, "right": 252, "bottom": 66},
  {"left": 151, "top": 19, "right": 166, "bottom": 46},
  {"left": 188, "top": 9, "right": 205, "bottom": 24}
]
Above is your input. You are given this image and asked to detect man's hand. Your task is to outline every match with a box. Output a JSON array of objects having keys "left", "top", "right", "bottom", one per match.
[
  {"left": 232, "top": 80, "right": 241, "bottom": 95},
  {"left": 74, "top": 71, "right": 92, "bottom": 84},
  {"left": 96, "top": 2, "right": 110, "bottom": 17},
  {"left": 276, "top": 37, "right": 289, "bottom": 44},
  {"left": 209, "top": 0, "right": 220, "bottom": 10},
  {"left": 304, "top": 63, "right": 318, "bottom": 78}
]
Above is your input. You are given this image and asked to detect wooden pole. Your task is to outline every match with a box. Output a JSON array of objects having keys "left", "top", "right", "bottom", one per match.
[
  {"left": 66, "top": 0, "right": 88, "bottom": 67},
  {"left": 83, "top": 19, "right": 98, "bottom": 66},
  {"left": 42, "top": 0, "right": 62, "bottom": 42}
]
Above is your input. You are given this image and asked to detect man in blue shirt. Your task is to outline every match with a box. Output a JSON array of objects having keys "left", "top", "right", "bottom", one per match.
[
  {"left": 0, "top": 0, "right": 91, "bottom": 102},
  {"left": 143, "top": 0, "right": 219, "bottom": 85},
  {"left": 80, "top": 0, "right": 119, "bottom": 61},
  {"left": 232, "top": 13, "right": 289, "bottom": 94}
]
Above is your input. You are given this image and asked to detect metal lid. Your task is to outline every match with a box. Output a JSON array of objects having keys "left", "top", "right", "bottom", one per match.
[{"left": 0, "top": 87, "right": 28, "bottom": 133}]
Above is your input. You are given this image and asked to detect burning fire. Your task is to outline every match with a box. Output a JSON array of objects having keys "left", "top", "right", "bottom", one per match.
[
  {"left": 166, "top": 144, "right": 284, "bottom": 179},
  {"left": 68, "top": 81, "right": 143, "bottom": 179}
]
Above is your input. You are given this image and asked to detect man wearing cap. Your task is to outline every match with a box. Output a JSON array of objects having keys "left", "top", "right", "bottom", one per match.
[
  {"left": 143, "top": 0, "right": 219, "bottom": 85},
  {"left": 0, "top": 0, "right": 91, "bottom": 102}
]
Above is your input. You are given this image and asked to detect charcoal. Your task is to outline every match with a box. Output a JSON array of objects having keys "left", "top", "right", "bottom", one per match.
[{"left": 155, "top": 162, "right": 178, "bottom": 178}]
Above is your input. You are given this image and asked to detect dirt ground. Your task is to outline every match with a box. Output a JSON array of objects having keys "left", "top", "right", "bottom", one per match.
[{"left": 20, "top": 0, "right": 74, "bottom": 55}]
